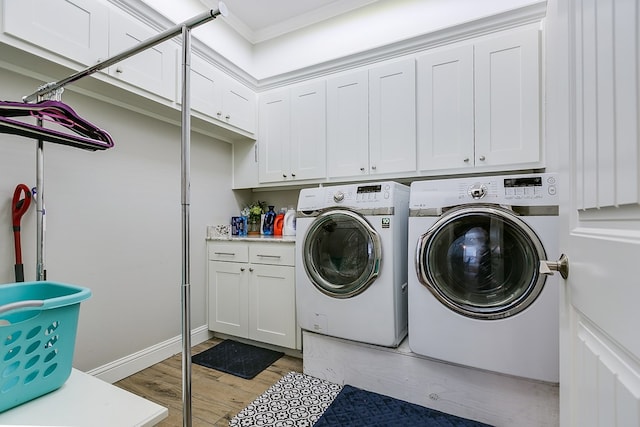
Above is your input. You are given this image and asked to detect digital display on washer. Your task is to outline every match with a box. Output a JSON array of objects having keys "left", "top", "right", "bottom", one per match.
[
  {"left": 357, "top": 185, "right": 382, "bottom": 194},
  {"left": 504, "top": 177, "right": 542, "bottom": 187}
]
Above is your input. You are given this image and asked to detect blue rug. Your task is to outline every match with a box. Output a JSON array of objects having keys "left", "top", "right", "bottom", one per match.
[
  {"left": 192, "top": 340, "right": 283, "bottom": 379},
  {"left": 313, "top": 384, "right": 493, "bottom": 427}
]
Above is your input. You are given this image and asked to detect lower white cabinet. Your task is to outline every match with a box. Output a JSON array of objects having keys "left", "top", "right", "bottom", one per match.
[{"left": 207, "top": 240, "right": 298, "bottom": 349}]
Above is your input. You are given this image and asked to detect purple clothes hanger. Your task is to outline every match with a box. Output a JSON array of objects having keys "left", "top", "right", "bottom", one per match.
[{"left": 0, "top": 100, "right": 114, "bottom": 151}]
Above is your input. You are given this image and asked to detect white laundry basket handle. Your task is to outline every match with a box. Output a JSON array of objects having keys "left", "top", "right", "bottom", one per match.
[{"left": 0, "top": 300, "right": 44, "bottom": 315}]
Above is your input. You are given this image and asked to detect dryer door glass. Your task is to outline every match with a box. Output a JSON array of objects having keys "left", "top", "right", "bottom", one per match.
[
  {"left": 417, "top": 205, "right": 547, "bottom": 319},
  {"left": 303, "top": 210, "right": 381, "bottom": 298}
]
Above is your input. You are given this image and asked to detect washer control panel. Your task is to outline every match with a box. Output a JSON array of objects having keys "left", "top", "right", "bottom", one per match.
[{"left": 326, "top": 182, "right": 396, "bottom": 207}]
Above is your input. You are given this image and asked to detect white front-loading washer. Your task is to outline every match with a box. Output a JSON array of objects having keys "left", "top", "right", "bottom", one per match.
[
  {"left": 296, "top": 181, "right": 409, "bottom": 347},
  {"left": 408, "top": 173, "right": 560, "bottom": 382}
]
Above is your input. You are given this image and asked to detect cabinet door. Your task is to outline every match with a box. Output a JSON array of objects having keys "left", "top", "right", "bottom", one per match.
[
  {"left": 187, "top": 55, "right": 223, "bottom": 120},
  {"left": 474, "top": 27, "right": 540, "bottom": 166},
  {"left": 369, "top": 59, "right": 417, "bottom": 175},
  {"left": 207, "top": 261, "right": 249, "bottom": 337},
  {"left": 417, "top": 45, "right": 475, "bottom": 172},
  {"left": 326, "top": 70, "right": 369, "bottom": 178},
  {"left": 290, "top": 81, "right": 327, "bottom": 181},
  {"left": 222, "top": 76, "right": 256, "bottom": 134},
  {"left": 248, "top": 264, "right": 296, "bottom": 349},
  {"left": 3, "top": 0, "right": 108, "bottom": 66},
  {"left": 108, "top": 10, "right": 177, "bottom": 100},
  {"left": 258, "top": 90, "right": 290, "bottom": 183}
]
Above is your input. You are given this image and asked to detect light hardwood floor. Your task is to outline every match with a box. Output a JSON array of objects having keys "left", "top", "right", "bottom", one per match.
[{"left": 115, "top": 337, "right": 304, "bottom": 426}]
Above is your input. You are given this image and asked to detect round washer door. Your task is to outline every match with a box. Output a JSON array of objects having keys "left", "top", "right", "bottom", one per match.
[
  {"left": 303, "top": 209, "right": 381, "bottom": 298},
  {"left": 416, "top": 204, "right": 547, "bottom": 319}
]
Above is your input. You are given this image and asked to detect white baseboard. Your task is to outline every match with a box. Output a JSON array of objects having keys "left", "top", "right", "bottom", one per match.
[{"left": 87, "top": 325, "right": 214, "bottom": 384}]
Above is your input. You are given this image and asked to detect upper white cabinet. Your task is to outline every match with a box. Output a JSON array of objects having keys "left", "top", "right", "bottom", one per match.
[
  {"left": 186, "top": 55, "right": 256, "bottom": 133},
  {"left": 474, "top": 27, "right": 540, "bottom": 166},
  {"left": 108, "top": 10, "right": 176, "bottom": 100},
  {"left": 2, "top": 0, "right": 109, "bottom": 67},
  {"left": 326, "top": 70, "right": 369, "bottom": 178},
  {"left": 258, "top": 81, "right": 326, "bottom": 183},
  {"left": 417, "top": 26, "right": 541, "bottom": 172},
  {"left": 327, "top": 59, "right": 416, "bottom": 178},
  {"left": 416, "top": 45, "right": 475, "bottom": 171}
]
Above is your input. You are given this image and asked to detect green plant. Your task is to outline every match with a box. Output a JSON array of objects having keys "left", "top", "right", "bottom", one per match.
[{"left": 243, "top": 201, "right": 266, "bottom": 223}]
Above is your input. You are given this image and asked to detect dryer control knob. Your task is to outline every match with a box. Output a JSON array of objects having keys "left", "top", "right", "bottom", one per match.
[
  {"left": 334, "top": 191, "right": 345, "bottom": 202},
  {"left": 468, "top": 183, "right": 487, "bottom": 199}
]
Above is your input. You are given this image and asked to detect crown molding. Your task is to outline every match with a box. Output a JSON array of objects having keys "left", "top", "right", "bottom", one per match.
[
  {"left": 106, "top": 0, "right": 545, "bottom": 92},
  {"left": 256, "top": 1, "right": 547, "bottom": 90}
]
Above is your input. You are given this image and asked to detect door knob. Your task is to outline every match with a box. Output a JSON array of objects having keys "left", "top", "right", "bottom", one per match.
[{"left": 540, "top": 254, "right": 569, "bottom": 279}]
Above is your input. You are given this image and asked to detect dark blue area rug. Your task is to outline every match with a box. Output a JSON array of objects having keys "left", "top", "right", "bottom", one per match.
[
  {"left": 314, "top": 384, "right": 493, "bottom": 427},
  {"left": 192, "top": 339, "right": 283, "bottom": 379}
]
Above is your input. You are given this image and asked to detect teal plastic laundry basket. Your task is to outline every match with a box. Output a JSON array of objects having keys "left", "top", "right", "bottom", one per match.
[{"left": 0, "top": 281, "right": 91, "bottom": 412}]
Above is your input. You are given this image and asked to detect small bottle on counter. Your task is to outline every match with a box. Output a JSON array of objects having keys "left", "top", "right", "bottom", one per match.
[
  {"left": 263, "top": 205, "right": 276, "bottom": 235},
  {"left": 274, "top": 208, "right": 285, "bottom": 236}
]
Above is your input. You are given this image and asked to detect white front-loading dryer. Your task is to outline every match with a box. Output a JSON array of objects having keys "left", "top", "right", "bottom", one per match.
[
  {"left": 408, "top": 173, "right": 560, "bottom": 382},
  {"left": 296, "top": 181, "right": 409, "bottom": 347}
]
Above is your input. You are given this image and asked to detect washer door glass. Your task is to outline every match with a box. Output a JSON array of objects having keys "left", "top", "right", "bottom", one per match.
[
  {"left": 417, "top": 205, "right": 547, "bottom": 319},
  {"left": 303, "top": 209, "right": 381, "bottom": 298}
]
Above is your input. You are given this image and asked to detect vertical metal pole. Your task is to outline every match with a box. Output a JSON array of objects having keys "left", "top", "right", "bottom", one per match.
[
  {"left": 180, "top": 25, "right": 193, "bottom": 427},
  {"left": 35, "top": 119, "right": 46, "bottom": 281}
]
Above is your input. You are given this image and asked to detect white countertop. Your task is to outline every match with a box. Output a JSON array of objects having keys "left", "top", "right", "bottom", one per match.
[{"left": 0, "top": 369, "right": 168, "bottom": 426}]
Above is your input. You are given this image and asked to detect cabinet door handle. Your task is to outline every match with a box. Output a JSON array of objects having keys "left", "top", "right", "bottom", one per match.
[
  {"left": 257, "top": 254, "right": 281, "bottom": 259},
  {"left": 240, "top": 267, "right": 245, "bottom": 272},
  {"left": 360, "top": 167, "right": 365, "bottom": 171},
  {"left": 216, "top": 111, "right": 222, "bottom": 117},
  {"left": 225, "top": 114, "right": 231, "bottom": 120},
  {"left": 478, "top": 155, "right": 486, "bottom": 161},
  {"left": 249, "top": 268, "right": 254, "bottom": 272},
  {"left": 291, "top": 173, "right": 296, "bottom": 177},
  {"left": 463, "top": 158, "right": 470, "bottom": 163},
  {"left": 214, "top": 252, "right": 236, "bottom": 256},
  {"left": 371, "top": 165, "right": 377, "bottom": 170}
]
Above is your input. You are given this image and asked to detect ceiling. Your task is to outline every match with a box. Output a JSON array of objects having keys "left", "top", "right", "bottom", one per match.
[{"left": 201, "top": 0, "right": 381, "bottom": 43}]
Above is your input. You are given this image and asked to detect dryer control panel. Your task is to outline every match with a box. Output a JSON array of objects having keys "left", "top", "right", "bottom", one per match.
[{"left": 410, "top": 173, "right": 559, "bottom": 210}]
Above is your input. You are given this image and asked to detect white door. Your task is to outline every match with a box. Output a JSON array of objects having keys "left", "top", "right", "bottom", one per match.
[{"left": 547, "top": 0, "right": 640, "bottom": 425}]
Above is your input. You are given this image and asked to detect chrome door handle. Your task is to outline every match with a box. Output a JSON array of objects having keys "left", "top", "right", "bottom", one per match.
[{"left": 540, "top": 254, "right": 569, "bottom": 279}]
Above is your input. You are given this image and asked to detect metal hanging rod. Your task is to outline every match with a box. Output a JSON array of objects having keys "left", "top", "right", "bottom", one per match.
[
  {"left": 21, "top": 3, "right": 228, "bottom": 426},
  {"left": 23, "top": 3, "right": 228, "bottom": 103}
]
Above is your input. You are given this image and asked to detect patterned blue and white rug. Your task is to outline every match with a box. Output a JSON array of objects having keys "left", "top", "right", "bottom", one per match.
[
  {"left": 229, "top": 372, "right": 492, "bottom": 426},
  {"left": 229, "top": 372, "right": 342, "bottom": 427}
]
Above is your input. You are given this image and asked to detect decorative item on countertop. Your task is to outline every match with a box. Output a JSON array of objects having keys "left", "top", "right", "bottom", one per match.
[
  {"left": 208, "top": 224, "right": 231, "bottom": 239},
  {"left": 243, "top": 201, "right": 266, "bottom": 235},
  {"left": 232, "top": 216, "right": 246, "bottom": 236},
  {"left": 283, "top": 206, "right": 296, "bottom": 236},
  {"left": 274, "top": 208, "right": 285, "bottom": 236},
  {"left": 263, "top": 206, "right": 276, "bottom": 235}
]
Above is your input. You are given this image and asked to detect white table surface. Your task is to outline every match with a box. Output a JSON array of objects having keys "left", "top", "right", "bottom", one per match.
[{"left": 0, "top": 369, "right": 168, "bottom": 426}]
